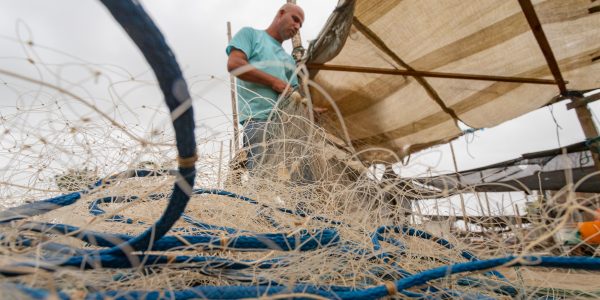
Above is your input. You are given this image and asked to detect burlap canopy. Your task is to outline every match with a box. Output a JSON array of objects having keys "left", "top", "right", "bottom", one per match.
[{"left": 305, "top": 0, "right": 600, "bottom": 163}]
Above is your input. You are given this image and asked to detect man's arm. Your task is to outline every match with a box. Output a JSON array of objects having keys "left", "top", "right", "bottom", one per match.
[{"left": 227, "top": 49, "right": 289, "bottom": 94}]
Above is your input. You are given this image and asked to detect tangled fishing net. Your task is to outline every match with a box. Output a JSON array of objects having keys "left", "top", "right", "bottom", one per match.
[{"left": 1, "top": 1, "right": 600, "bottom": 299}]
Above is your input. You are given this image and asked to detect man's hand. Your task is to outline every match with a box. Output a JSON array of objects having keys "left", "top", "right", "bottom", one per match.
[
  {"left": 312, "top": 106, "right": 328, "bottom": 122},
  {"left": 228, "top": 49, "right": 292, "bottom": 95},
  {"left": 313, "top": 106, "right": 328, "bottom": 114},
  {"left": 271, "top": 78, "right": 290, "bottom": 94}
]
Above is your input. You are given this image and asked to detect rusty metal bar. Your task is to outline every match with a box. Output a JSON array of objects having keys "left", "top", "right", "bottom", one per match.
[{"left": 308, "top": 63, "right": 561, "bottom": 85}]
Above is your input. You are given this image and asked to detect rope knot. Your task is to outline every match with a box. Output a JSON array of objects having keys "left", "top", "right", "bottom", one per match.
[
  {"left": 177, "top": 153, "right": 198, "bottom": 168},
  {"left": 220, "top": 235, "right": 229, "bottom": 249},
  {"left": 384, "top": 281, "right": 398, "bottom": 296}
]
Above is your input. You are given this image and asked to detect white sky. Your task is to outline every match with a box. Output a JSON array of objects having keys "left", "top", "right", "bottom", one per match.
[
  {"left": 0, "top": 1, "right": 335, "bottom": 166},
  {"left": 1, "top": 0, "right": 599, "bottom": 200}
]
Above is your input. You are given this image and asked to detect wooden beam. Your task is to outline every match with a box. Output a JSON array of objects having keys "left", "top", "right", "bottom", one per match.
[
  {"left": 574, "top": 100, "right": 600, "bottom": 172},
  {"left": 308, "top": 63, "right": 560, "bottom": 85},
  {"left": 518, "top": 0, "right": 568, "bottom": 94},
  {"left": 567, "top": 91, "right": 600, "bottom": 110},
  {"left": 227, "top": 22, "right": 240, "bottom": 154}
]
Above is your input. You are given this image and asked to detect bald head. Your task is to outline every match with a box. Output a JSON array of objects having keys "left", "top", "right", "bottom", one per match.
[
  {"left": 280, "top": 3, "right": 304, "bottom": 18},
  {"left": 266, "top": 3, "right": 305, "bottom": 43}
]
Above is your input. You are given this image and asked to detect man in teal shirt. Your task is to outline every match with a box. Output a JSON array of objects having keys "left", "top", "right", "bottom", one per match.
[{"left": 226, "top": 3, "right": 304, "bottom": 172}]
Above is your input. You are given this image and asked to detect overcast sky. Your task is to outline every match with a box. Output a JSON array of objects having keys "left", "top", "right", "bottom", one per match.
[{"left": 1, "top": 0, "right": 598, "bottom": 178}]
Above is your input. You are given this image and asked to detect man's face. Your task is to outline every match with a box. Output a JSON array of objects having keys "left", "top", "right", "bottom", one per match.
[{"left": 278, "top": 7, "right": 304, "bottom": 41}]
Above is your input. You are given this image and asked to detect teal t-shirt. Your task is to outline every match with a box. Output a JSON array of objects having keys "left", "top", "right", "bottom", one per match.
[{"left": 226, "top": 27, "right": 298, "bottom": 123}]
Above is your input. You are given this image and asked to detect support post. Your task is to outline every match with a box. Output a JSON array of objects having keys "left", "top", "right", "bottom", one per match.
[
  {"left": 449, "top": 142, "right": 470, "bottom": 232},
  {"left": 218, "top": 141, "right": 224, "bottom": 188},
  {"left": 484, "top": 191, "right": 493, "bottom": 217},
  {"left": 478, "top": 171, "right": 493, "bottom": 217},
  {"left": 573, "top": 101, "right": 600, "bottom": 172},
  {"left": 514, "top": 203, "right": 523, "bottom": 229},
  {"left": 287, "top": 0, "right": 304, "bottom": 61},
  {"left": 227, "top": 22, "right": 240, "bottom": 154}
]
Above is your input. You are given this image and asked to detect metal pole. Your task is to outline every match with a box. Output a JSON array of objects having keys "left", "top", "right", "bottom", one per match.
[{"left": 227, "top": 21, "right": 240, "bottom": 154}]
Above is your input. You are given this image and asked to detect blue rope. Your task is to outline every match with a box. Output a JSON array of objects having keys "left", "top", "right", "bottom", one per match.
[
  {"left": 180, "top": 215, "right": 240, "bottom": 234},
  {"left": 87, "top": 191, "right": 281, "bottom": 231},
  {"left": 392, "top": 255, "right": 600, "bottom": 293},
  {"left": 97, "top": 0, "right": 196, "bottom": 255},
  {"left": 0, "top": 192, "right": 81, "bottom": 223},
  {"left": 88, "top": 196, "right": 141, "bottom": 224},
  {"left": 191, "top": 188, "right": 343, "bottom": 225},
  {"left": 0, "top": 169, "right": 173, "bottom": 225},
  {"left": 1, "top": 283, "right": 69, "bottom": 300},
  {"left": 8, "top": 256, "right": 600, "bottom": 299},
  {"left": 5, "top": 188, "right": 600, "bottom": 298},
  {"left": 374, "top": 225, "right": 506, "bottom": 279},
  {"left": 17, "top": 222, "right": 339, "bottom": 252},
  {"left": 3, "top": 183, "right": 524, "bottom": 298},
  {"left": 8, "top": 188, "right": 512, "bottom": 290},
  {"left": 2, "top": 0, "right": 598, "bottom": 298},
  {"left": 86, "top": 188, "right": 341, "bottom": 229}
]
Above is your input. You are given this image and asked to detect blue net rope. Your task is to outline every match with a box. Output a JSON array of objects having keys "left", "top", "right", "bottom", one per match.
[{"left": 3, "top": 167, "right": 600, "bottom": 299}]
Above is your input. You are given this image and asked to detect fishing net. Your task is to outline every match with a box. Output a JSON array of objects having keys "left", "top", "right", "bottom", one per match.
[{"left": 1, "top": 1, "right": 599, "bottom": 299}]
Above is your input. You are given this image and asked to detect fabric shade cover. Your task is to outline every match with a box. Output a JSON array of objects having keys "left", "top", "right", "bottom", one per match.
[{"left": 305, "top": 0, "right": 600, "bottom": 163}]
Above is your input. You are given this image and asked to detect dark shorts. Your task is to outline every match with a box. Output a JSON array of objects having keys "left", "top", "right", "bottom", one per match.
[{"left": 242, "top": 120, "right": 271, "bottom": 173}]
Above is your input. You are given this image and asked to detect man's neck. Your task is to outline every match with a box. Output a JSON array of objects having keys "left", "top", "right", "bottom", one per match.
[{"left": 265, "top": 27, "right": 283, "bottom": 44}]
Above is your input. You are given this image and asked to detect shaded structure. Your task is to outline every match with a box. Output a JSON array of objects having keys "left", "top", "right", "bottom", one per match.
[
  {"left": 304, "top": 0, "right": 600, "bottom": 163},
  {"left": 413, "top": 140, "right": 599, "bottom": 194}
]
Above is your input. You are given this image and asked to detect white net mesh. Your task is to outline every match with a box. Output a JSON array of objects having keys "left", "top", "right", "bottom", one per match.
[{"left": 1, "top": 12, "right": 600, "bottom": 300}]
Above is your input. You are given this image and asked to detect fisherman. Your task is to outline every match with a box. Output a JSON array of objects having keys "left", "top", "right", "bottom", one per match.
[{"left": 226, "top": 3, "right": 305, "bottom": 173}]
